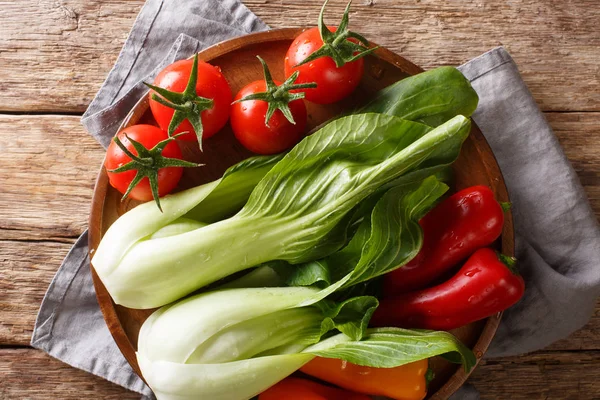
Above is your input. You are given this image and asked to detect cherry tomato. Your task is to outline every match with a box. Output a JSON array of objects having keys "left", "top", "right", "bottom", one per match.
[
  {"left": 231, "top": 79, "right": 307, "bottom": 155},
  {"left": 284, "top": 27, "right": 364, "bottom": 104},
  {"left": 259, "top": 377, "right": 370, "bottom": 400},
  {"left": 105, "top": 125, "right": 183, "bottom": 201},
  {"left": 149, "top": 58, "right": 232, "bottom": 141}
]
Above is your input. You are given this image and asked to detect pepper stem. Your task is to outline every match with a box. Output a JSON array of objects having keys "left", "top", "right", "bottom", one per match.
[
  {"left": 233, "top": 56, "right": 317, "bottom": 126},
  {"left": 425, "top": 368, "right": 435, "bottom": 387},
  {"left": 295, "top": 0, "right": 378, "bottom": 68},
  {"left": 497, "top": 252, "right": 519, "bottom": 275}
]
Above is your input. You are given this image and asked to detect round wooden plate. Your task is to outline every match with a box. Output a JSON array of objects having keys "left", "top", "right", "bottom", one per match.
[{"left": 89, "top": 28, "right": 514, "bottom": 399}]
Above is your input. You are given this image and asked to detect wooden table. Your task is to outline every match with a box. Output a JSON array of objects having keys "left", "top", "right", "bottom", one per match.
[{"left": 0, "top": 1, "right": 598, "bottom": 398}]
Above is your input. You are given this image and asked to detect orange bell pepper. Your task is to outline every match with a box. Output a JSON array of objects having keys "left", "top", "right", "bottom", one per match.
[
  {"left": 300, "top": 357, "right": 429, "bottom": 400},
  {"left": 259, "top": 377, "right": 370, "bottom": 400}
]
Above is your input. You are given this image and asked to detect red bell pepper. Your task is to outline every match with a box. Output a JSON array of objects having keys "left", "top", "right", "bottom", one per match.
[
  {"left": 371, "top": 248, "right": 525, "bottom": 331},
  {"left": 383, "top": 185, "right": 508, "bottom": 295},
  {"left": 259, "top": 377, "right": 370, "bottom": 400}
]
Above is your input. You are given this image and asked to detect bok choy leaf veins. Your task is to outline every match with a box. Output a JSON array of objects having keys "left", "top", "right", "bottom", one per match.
[{"left": 94, "top": 114, "right": 471, "bottom": 308}]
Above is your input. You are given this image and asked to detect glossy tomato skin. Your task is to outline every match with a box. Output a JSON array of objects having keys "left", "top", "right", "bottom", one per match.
[
  {"left": 230, "top": 80, "right": 307, "bottom": 155},
  {"left": 149, "top": 59, "right": 232, "bottom": 141},
  {"left": 105, "top": 125, "right": 183, "bottom": 201},
  {"left": 284, "top": 27, "right": 364, "bottom": 104}
]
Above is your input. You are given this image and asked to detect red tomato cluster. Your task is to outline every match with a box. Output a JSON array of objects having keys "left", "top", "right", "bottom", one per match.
[{"left": 105, "top": 4, "right": 373, "bottom": 205}]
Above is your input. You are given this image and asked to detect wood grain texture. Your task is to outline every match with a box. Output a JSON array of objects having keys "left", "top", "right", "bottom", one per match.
[
  {"left": 472, "top": 351, "right": 600, "bottom": 399},
  {"left": 0, "top": 349, "right": 139, "bottom": 400},
  {"left": 1, "top": 0, "right": 599, "bottom": 113},
  {"left": 0, "top": 115, "right": 104, "bottom": 241},
  {"left": 0, "top": 0, "right": 144, "bottom": 113},
  {"left": 1, "top": 348, "right": 598, "bottom": 399},
  {"left": 0, "top": 240, "right": 75, "bottom": 345}
]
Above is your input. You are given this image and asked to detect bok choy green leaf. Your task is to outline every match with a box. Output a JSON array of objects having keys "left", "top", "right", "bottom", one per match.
[
  {"left": 95, "top": 114, "right": 470, "bottom": 309},
  {"left": 359, "top": 66, "right": 479, "bottom": 127},
  {"left": 286, "top": 175, "right": 450, "bottom": 289}
]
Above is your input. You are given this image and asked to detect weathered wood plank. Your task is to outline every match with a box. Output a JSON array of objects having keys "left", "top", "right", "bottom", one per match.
[
  {"left": 0, "top": 115, "right": 104, "bottom": 241},
  {"left": 0, "top": 348, "right": 598, "bottom": 399},
  {"left": 0, "top": 240, "right": 75, "bottom": 345},
  {"left": 0, "top": 0, "right": 144, "bottom": 113},
  {"left": 470, "top": 351, "right": 600, "bottom": 399},
  {"left": 0, "top": 0, "right": 599, "bottom": 113},
  {"left": 0, "top": 349, "right": 139, "bottom": 399}
]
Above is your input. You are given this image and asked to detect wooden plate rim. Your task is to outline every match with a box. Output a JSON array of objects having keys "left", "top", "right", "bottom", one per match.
[{"left": 88, "top": 28, "right": 512, "bottom": 399}]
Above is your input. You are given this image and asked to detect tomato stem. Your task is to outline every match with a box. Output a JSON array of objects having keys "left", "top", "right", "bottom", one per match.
[
  {"left": 234, "top": 56, "right": 316, "bottom": 126},
  {"left": 143, "top": 54, "right": 214, "bottom": 150},
  {"left": 107, "top": 132, "right": 201, "bottom": 211},
  {"left": 500, "top": 201, "right": 512, "bottom": 212},
  {"left": 295, "top": 0, "right": 378, "bottom": 68}
]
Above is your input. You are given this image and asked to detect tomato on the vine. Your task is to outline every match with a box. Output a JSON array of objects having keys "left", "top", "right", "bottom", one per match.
[
  {"left": 284, "top": 1, "right": 375, "bottom": 104},
  {"left": 105, "top": 124, "right": 198, "bottom": 210},
  {"left": 231, "top": 56, "right": 316, "bottom": 155},
  {"left": 146, "top": 54, "right": 232, "bottom": 144}
]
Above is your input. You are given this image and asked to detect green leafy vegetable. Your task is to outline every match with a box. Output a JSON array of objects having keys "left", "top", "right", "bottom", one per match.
[
  {"left": 304, "top": 327, "right": 476, "bottom": 369},
  {"left": 286, "top": 176, "right": 449, "bottom": 289},
  {"left": 359, "top": 66, "right": 479, "bottom": 127},
  {"left": 95, "top": 114, "right": 470, "bottom": 309},
  {"left": 134, "top": 176, "right": 475, "bottom": 400},
  {"left": 137, "top": 285, "right": 475, "bottom": 400}
]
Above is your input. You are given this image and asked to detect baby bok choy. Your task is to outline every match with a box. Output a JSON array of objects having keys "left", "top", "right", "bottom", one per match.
[
  {"left": 137, "top": 289, "right": 474, "bottom": 400},
  {"left": 93, "top": 113, "right": 471, "bottom": 309},
  {"left": 136, "top": 177, "right": 477, "bottom": 400}
]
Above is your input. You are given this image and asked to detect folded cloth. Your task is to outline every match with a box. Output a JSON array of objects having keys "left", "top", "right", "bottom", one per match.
[{"left": 31, "top": 0, "right": 600, "bottom": 399}]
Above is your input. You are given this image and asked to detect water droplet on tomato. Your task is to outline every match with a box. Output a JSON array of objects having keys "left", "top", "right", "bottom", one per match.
[{"left": 241, "top": 106, "right": 248, "bottom": 111}]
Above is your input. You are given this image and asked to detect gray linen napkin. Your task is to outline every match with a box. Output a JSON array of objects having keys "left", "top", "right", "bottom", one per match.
[{"left": 31, "top": 0, "right": 600, "bottom": 399}]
